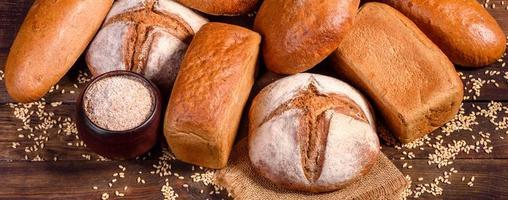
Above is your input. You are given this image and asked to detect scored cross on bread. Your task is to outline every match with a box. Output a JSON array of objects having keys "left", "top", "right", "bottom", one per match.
[
  {"left": 258, "top": 82, "right": 369, "bottom": 182},
  {"left": 87, "top": 0, "right": 207, "bottom": 90},
  {"left": 249, "top": 73, "right": 380, "bottom": 193}
]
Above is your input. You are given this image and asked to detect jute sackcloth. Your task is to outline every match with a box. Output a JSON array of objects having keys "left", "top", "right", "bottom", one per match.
[{"left": 215, "top": 139, "right": 409, "bottom": 200}]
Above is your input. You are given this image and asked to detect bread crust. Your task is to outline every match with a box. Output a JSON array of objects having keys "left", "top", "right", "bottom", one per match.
[
  {"left": 248, "top": 73, "right": 380, "bottom": 193},
  {"left": 164, "top": 22, "right": 261, "bottom": 169},
  {"left": 5, "top": 0, "right": 113, "bottom": 102},
  {"left": 376, "top": 0, "right": 506, "bottom": 67},
  {"left": 176, "top": 0, "right": 258, "bottom": 16},
  {"left": 331, "top": 3, "right": 464, "bottom": 143},
  {"left": 86, "top": 0, "right": 207, "bottom": 91},
  {"left": 253, "top": 0, "right": 360, "bottom": 74}
]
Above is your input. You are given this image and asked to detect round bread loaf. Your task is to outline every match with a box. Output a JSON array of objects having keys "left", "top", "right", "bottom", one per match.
[
  {"left": 86, "top": 0, "right": 207, "bottom": 91},
  {"left": 253, "top": 0, "right": 360, "bottom": 74},
  {"left": 248, "top": 73, "right": 380, "bottom": 193}
]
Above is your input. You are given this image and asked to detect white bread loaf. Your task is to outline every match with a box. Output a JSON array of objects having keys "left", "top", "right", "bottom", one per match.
[
  {"left": 248, "top": 73, "right": 380, "bottom": 193},
  {"left": 86, "top": 0, "right": 208, "bottom": 91}
]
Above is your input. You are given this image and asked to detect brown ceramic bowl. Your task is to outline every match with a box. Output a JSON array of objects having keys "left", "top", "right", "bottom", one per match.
[{"left": 76, "top": 70, "right": 162, "bottom": 159}]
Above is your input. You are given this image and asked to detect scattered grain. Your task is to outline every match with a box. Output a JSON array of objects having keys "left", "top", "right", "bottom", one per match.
[{"left": 161, "top": 180, "right": 178, "bottom": 200}]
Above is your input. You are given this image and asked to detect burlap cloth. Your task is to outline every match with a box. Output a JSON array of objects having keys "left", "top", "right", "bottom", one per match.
[{"left": 215, "top": 139, "right": 409, "bottom": 200}]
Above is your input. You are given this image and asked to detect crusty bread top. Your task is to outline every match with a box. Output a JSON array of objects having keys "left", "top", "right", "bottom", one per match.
[
  {"left": 250, "top": 73, "right": 374, "bottom": 129},
  {"left": 333, "top": 3, "right": 463, "bottom": 141},
  {"left": 86, "top": 0, "right": 207, "bottom": 90},
  {"left": 165, "top": 22, "right": 261, "bottom": 142},
  {"left": 253, "top": 0, "right": 360, "bottom": 74},
  {"left": 249, "top": 73, "right": 379, "bottom": 193},
  {"left": 106, "top": 0, "right": 207, "bottom": 33},
  {"left": 379, "top": 0, "right": 506, "bottom": 67},
  {"left": 176, "top": 0, "right": 259, "bottom": 16},
  {"left": 336, "top": 3, "right": 462, "bottom": 117}
]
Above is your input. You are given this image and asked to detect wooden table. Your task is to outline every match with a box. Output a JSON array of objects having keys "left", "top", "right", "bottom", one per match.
[{"left": 1, "top": 0, "right": 507, "bottom": 199}]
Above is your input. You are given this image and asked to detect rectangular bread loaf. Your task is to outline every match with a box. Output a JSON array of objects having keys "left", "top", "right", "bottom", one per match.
[
  {"left": 331, "top": 3, "right": 464, "bottom": 143},
  {"left": 164, "top": 22, "right": 260, "bottom": 169}
]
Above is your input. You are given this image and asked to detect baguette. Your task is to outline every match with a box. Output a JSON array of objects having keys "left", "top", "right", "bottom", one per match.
[
  {"left": 5, "top": 0, "right": 113, "bottom": 102},
  {"left": 375, "top": 0, "right": 506, "bottom": 67},
  {"left": 164, "top": 22, "right": 260, "bottom": 169},
  {"left": 331, "top": 3, "right": 463, "bottom": 143}
]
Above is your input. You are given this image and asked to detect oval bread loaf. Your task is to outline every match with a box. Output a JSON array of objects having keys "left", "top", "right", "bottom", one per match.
[
  {"left": 253, "top": 0, "right": 360, "bottom": 74},
  {"left": 376, "top": 0, "right": 506, "bottom": 67},
  {"left": 175, "top": 0, "right": 258, "bottom": 16},
  {"left": 249, "top": 73, "right": 380, "bottom": 193},
  {"left": 5, "top": 0, "right": 113, "bottom": 102},
  {"left": 86, "top": 0, "right": 207, "bottom": 91}
]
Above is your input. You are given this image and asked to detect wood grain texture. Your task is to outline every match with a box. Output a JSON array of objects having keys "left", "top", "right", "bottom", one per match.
[
  {"left": 0, "top": 0, "right": 508, "bottom": 199},
  {"left": 0, "top": 160, "right": 229, "bottom": 200},
  {"left": 391, "top": 159, "right": 508, "bottom": 199}
]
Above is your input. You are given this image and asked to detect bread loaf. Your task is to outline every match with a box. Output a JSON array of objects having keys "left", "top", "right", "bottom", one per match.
[
  {"left": 249, "top": 73, "right": 380, "bottom": 193},
  {"left": 375, "top": 0, "right": 506, "bottom": 67},
  {"left": 175, "top": 0, "right": 258, "bottom": 16},
  {"left": 331, "top": 3, "right": 463, "bottom": 143},
  {"left": 86, "top": 0, "right": 207, "bottom": 91},
  {"left": 5, "top": 0, "right": 113, "bottom": 102},
  {"left": 164, "top": 22, "right": 260, "bottom": 169},
  {"left": 253, "top": 0, "right": 360, "bottom": 74}
]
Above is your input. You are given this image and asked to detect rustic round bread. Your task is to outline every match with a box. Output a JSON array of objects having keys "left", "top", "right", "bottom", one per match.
[
  {"left": 86, "top": 0, "right": 207, "bottom": 91},
  {"left": 248, "top": 73, "right": 380, "bottom": 193}
]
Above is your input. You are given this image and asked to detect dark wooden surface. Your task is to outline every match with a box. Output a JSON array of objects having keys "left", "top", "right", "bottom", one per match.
[{"left": 1, "top": 0, "right": 508, "bottom": 199}]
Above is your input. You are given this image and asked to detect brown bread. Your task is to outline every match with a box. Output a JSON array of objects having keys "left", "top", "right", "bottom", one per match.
[
  {"left": 164, "top": 22, "right": 260, "bottom": 169},
  {"left": 176, "top": 0, "right": 258, "bottom": 16},
  {"left": 376, "top": 0, "right": 506, "bottom": 67},
  {"left": 253, "top": 0, "right": 360, "bottom": 74},
  {"left": 331, "top": 3, "right": 464, "bottom": 143},
  {"left": 5, "top": 0, "right": 113, "bottom": 102}
]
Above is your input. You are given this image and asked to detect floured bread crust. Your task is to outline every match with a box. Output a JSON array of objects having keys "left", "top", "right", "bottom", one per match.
[
  {"left": 248, "top": 73, "right": 380, "bottom": 193},
  {"left": 86, "top": 0, "right": 207, "bottom": 91}
]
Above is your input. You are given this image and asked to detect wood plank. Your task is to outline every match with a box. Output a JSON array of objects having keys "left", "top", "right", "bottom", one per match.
[
  {"left": 0, "top": 160, "right": 229, "bottom": 200},
  {"left": 392, "top": 159, "right": 508, "bottom": 199},
  {"left": 0, "top": 0, "right": 32, "bottom": 50},
  {"left": 0, "top": 159, "right": 505, "bottom": 200}
]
